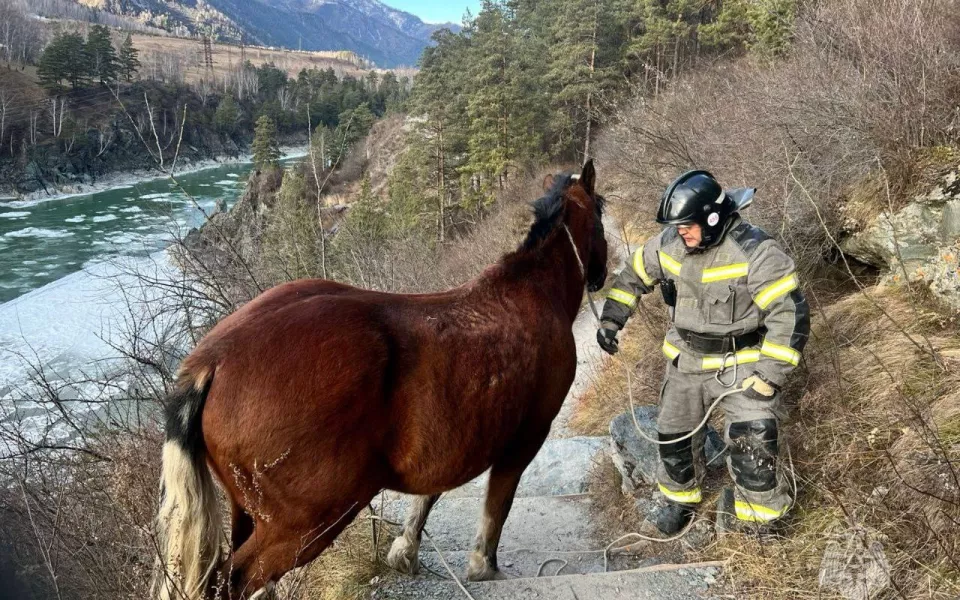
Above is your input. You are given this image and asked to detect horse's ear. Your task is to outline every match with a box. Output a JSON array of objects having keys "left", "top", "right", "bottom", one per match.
[
  {"left": 579, "top": 160, "right": 596, "bottom": 195},
  {"left": 542, "top": 174, "right": 555, "bottom": 192}
]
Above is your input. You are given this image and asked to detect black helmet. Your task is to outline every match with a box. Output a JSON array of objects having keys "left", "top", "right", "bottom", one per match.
[{"left": 656, "top": 170, "right": 736, "bottom": 250}]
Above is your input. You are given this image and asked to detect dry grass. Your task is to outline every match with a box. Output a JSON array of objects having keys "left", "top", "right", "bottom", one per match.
[
  {"left": 841, "top": 146, "right": 960, "bottom": 233},
  {"left": 716, "top": 287, "right": 959, "bottom": 598},
  {"left": 586, "top": 459, "right": 647, "bottom": 542},
  {"left": 569, "top": 306, "right": 669, "bottom": 436},
  {"left": 285, "top": 509, "right": 397, "bottom": 600}
]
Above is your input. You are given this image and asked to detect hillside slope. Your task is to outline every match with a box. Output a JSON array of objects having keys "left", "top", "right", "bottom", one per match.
[{"left": 74, "top": 0, "right": 457, "bottom": 66}]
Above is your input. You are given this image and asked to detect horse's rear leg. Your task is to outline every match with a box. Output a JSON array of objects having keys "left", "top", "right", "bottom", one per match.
[
  {"left": 386, "top": 494, "right": 440, "bottom": 575},
  {"left": 219, "top": 503, "right": 365, "bottom": 599},
  {"left": 467, "top": 428, "right": 549, "bottom": 582}
]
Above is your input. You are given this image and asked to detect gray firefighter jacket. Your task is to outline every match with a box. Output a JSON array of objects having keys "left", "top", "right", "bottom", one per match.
[{"left": 601, "top": 216, "right": 810, "bottom": 387}]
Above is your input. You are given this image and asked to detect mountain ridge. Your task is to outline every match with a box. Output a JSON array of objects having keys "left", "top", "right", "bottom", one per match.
[{"left": 74, "top": 0, "right": 458, "bottom": 67}]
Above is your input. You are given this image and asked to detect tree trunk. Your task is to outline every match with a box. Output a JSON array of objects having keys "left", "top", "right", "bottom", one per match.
[
  {"left": 0, "top": 92, "right": 7, "bottom": 153},
  {"left": 437, "top": 121, "right": 445, "bottom": 244},
  {"left": 584, "top": 0, "right": 598, "bottom": 161}
]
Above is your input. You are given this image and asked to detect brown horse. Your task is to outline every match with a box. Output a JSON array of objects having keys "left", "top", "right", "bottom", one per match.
[{"left": 151, "top": 161, "right": 608, "bottom": 599}]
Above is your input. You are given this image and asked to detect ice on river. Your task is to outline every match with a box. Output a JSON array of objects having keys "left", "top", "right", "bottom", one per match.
[
  {"left": 92, "top": 214, "right": 118, "bottom": 223},
  {"left": 0, "top": 211, "right": 30, "bottom": 219},
  {"left": 141, "top": 192, "right": 175, "bottom": 201},
  {"left": 0, "top": 252, "right": 185, "bottom": 444},
  {"left": 4, "top": 227, "right": 74, "bottom": 239}
]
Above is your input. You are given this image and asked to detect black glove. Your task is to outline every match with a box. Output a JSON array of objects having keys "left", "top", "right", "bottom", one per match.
[{"left": 597, "top": 325, "right": 620, "bottom": 355}]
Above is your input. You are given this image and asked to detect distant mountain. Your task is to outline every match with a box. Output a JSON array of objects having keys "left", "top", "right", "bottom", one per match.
[{"left": 74, "top": 0, "right": 459, "bottom": 67}]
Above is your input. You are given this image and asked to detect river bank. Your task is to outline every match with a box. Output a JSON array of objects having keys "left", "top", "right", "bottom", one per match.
[
  {"left": 0, "top": 154, "right": 311, "bottom": 304},
  {"left": 0, "top": 144, "right": 310, "bottom": 208}
]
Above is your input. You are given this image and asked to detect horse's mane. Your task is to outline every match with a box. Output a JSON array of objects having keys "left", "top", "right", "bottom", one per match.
[
  {"left": 497, "top": 173, "right": 604, "bottom": 276},
  {"left": 518, "top": 174, "right": 575, "bottom": 253}
]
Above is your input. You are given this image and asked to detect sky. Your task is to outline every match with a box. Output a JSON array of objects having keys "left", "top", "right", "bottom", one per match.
[{"left": 385, "top": 0, "right": 481, "bottom": 24}]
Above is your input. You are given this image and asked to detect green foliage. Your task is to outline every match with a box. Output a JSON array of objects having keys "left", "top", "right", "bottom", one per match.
[
  {"left": 345, "top": 175, "right": 389, "bottom": 239},
  {"left": 38, "top": 28, "right": 142, "bottom": 92},
  {"left": 329, "top": 103, "right": 375, "bottom": 163},
  {"left": 698, "top": 0, "right": 752, "bottom": 52},
  {"left": 38, "top": 32, "right": 90, "bottom": 92},
  {"left": 699, "top": 0, "right": 796, "bottom": 57},
  {"left": 292, "top": 68, "right": 407, "bottom": 128},
  {"left": 119, "top": 34, "right": 140, "bottom": 82},
  {"left": 86, "top": 25, "right": 119, "bottom": 85},
  {"left": 251, "top": 115, "right": 281, "bottom": 169},
  {"left": 215, "top": 95, "right": 241, "bottom": 134},
  {"left": 393, "top": 0, "right": 799, "bottom": 237},
  {"left": 745, "top": 0, "right": 796, "bottom": 58},
  {"left": 256, "top": 62, "right": 288, "bottom": 98},
  {"left": 262, "top": 170, "right": 322, "bottom": 279},
  {"left": 387, "top": 142, "right": 436, "bottom": 239}
]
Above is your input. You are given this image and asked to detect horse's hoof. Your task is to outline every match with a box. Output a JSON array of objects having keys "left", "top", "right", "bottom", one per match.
[
  {"left": 386, "top": 536, "right": 420, "bottom": 575},
  {"left": 248, "top": 582, "right": 276, "bottom": 600},
  {"left": 466, "top": 553, "right": 510, "bottom": 581}
]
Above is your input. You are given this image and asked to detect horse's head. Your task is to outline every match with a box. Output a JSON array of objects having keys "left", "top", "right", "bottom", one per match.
[
  {"left": 543, "top": 160, "right": 608, "bottom": 292},
  {"left": 576, "top": 161, "right": 608, "bottom": 292}
]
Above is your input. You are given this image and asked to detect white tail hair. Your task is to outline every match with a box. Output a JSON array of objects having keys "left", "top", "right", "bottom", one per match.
[{"left": 152, "top": 440, "right": 224, "bottom": 600}]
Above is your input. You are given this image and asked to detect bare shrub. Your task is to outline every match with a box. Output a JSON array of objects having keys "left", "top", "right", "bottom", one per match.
[{"left": 597, "top": 0, "right": 960, "bottom": 278}]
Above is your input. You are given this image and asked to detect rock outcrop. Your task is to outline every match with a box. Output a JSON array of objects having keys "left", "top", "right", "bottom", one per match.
[
  {"left": 609, "top": 406, "right": 726, "bottom": 494},
  {"left": 841, "top": 165, "right": 960, "bottom": 311}
]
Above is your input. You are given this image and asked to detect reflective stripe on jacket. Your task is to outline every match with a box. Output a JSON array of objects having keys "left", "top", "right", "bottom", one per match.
[{"left": 601, "top": 217, "right": 810, "bottom": 387}]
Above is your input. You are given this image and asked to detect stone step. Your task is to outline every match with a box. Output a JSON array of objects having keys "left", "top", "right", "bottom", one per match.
[
  {"left": 372, "top": 563, "right": 722, "bottom": 600},
  {"left": 413, "top": 548, "right": 660, "bottom": 579},
  {"left": 376, "top": 495, "right": 596, "bottom": 552}
]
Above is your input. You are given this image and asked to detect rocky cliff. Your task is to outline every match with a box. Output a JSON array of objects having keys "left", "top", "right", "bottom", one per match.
[{"left": 841, "top": 163, "right": 960, "bottom": 311}]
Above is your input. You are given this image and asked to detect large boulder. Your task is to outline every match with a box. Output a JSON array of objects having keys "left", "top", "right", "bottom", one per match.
[
  {"left": 841, "top": 166, "right": 960, "bottom": 311},
  {"left": 609, "top": 406, "right": 726, "bottom": 494}
]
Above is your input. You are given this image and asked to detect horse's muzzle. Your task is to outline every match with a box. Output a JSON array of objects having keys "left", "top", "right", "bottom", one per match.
[{"left": 587, "top": 270, "right": 607, "bottom": 293}]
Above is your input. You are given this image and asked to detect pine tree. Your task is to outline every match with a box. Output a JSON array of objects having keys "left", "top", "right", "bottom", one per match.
[
  {"left": 387, "top": 143, "right": 434, "bottom": 240},
  {"left": 118, "top": 33, "right": 140, "bottom": 82},
  {"left": 462, "top": 1, "right": 544, "bottom": 195},
  {"left": 38, "top": 34, "right": 69, "bottom": 93},
  {"left": 409, "top": 28, "right": 471, "bottom": 242},
  {"left": 626, "top": 0, "right": 706, "bottom": 88},
  {"left": 698, "top": 0, "right": 752, "bottom": 53},
  {"left": 62, "top": 32, "right": 91, "bottom": 89},
  {"left": 263, "top": 170, "right": 321, "bottom": 278},
  {"left": 330, "top": 103, "right": 375, "bottom": 163},
  {"left": 251, "top": 115, "right": 281, "bottom": 169},
  {"left": 38, "top": 32, "right": 90, "bottom": 92},
  {"left": 215, "top": 95, "right": 240, "bottom": 134},
  {"left": 546, "top": 0, "right": 617, "bottom": 159},
  {"left": 86, "top": 25, "right": 119, "bottom": 85},
  {"left": 746, "top": 0, "right": 796, "bottom": 58}
]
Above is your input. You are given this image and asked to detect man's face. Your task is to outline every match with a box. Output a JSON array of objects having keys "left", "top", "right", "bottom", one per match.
[{"left": 677, "top": 223, "right": 702, "bottom": 248}]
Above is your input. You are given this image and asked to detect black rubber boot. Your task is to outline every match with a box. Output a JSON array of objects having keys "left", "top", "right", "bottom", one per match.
[{"left": 649, "top": 498, "right": 695, "bottom": 535}]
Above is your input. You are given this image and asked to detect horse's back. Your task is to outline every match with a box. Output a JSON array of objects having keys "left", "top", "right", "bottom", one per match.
[{"left": 190, "top": 275, "right": 576, "bottom": 499}]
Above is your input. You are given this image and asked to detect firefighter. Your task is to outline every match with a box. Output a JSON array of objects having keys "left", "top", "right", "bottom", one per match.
[{"left": 597, "top": 170, "right": 810, "bottom": 534}]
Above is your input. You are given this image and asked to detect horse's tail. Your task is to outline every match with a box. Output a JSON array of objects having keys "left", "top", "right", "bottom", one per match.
[{"left": 152, "top": 365, "right": 223, "bottom": 600}]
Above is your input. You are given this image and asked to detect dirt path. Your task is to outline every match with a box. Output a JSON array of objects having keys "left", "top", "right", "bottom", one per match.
[{"left": 552, "top": 213, "right": 632, "bottom": 437}]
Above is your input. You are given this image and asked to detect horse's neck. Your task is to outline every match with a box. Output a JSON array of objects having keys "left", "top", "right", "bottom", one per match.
[{"left": 526, "top": 228, "right": 586, "bottom": 324}]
